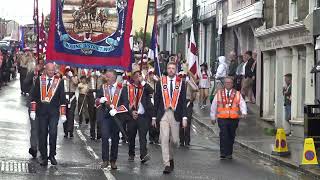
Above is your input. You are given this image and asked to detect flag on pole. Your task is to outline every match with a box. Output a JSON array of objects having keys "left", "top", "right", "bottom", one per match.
[
  {"left": 39, "top": 13, "right": 47, "bottom": 53},
  {"left": 19, "top": 26, "right": 25, "bottom": 50},
  {"left": 148, "top": 25, "right": 160, "bottom": 76},
  {"left": 188, "top": 26, "right": 199, "bottom": 78}
]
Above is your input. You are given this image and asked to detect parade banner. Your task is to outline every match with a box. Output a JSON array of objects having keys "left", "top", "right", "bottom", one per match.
[{"left": 46, "top": 0, "right": 134, "bottom": 70}]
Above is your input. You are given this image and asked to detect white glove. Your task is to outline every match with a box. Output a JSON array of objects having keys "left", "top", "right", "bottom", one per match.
[
  {"left": 96, "top": 71, "right": 101, "bottom": 76},
  {"left": 30, "top": 111, "right": 36, "bottom": 120},
  {"left": 109, "top": 109, "right": 117, "bottom": 117},
  {"left": 60, "top": 115, "right": 67, "bottom": 123},
  {"left": 99, "top": 97, "right": 108, "bottom": 104},
  {"left": 153, "top": 75, "right": 159, "bottom": 81},
  {"left": 91, "top": 72, "right": 95, "bottom": 76},
  {"left": 182, "top": 118, "right": 188, "bottom": 128},
  {"left": 67, "top": 71, "right": 73, "bottom": 77},
  {"left": 152, "top": 117, "right": 157, "bottom": 127}
]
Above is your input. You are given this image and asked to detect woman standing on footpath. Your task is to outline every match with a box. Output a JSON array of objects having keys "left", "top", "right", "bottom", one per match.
[{"left": 199, "top": 63, "right": 211, "bottom": 109}]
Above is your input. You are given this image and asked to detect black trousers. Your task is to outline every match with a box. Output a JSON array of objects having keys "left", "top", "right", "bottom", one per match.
[
  {"left": 87, "top": 91, "right": 98, "bottom": 138},
  {"left": 38, "top": 113, "right": 59, "bottom": 159},
  {"left": 63, "top": 95, "right": 76, "bottom": 135},
  {"left": 101, "top": 115, "right": 120, "bottom": 162},
  {"left": 180, "top": 102, "right": 193, "bottom": 145},
  {"left": 217, "top": 118, "right": 239, "bottom": 156},
  {"left": 127, "top": 115, "right": 149, "bottom": 159},
  {"left": 19, "top": 67, "right": 27, "bottom": 93}
]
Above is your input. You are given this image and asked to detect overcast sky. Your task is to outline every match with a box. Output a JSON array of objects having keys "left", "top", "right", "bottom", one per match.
[{"left": 0, "top": 0, "right": 51, "bottom": 25}]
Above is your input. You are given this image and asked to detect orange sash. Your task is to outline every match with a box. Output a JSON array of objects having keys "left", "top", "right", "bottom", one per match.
[
  {"left": 102, "top": 83, "right": 123, "bottom": 107},
  {"left": 161, "top": 76, "right": 182, "bottom": 110},
  {"left": 128, "top": 84, "right": 143, "bottom": 110},
  {"left": 40, "top": 74, "right": 61, "bottom": 103}
]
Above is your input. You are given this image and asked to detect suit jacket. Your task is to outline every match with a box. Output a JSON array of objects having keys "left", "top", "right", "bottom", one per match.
[
  {"left": 244, "top": 58, "right": 255, "bottom": 78},
  {"left": 128, "top": 83, "right": 155, "bottom": 119},
  {"left": 30, "top": 75, "right": 66, "bottom": 117},
  {"left": 96, "top": 83, "right": 129, "bottom": 120},
  {"left": 154, "top": 76, "right": 187, "bottom": 123}
]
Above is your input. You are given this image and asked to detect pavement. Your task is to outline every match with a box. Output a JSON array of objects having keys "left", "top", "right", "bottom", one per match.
[
  {"left": 0, "top": 78, "right": 316, "bottom": 180},
  {"left": 193, "top": 101, "right": 320, "bottom": 179}
]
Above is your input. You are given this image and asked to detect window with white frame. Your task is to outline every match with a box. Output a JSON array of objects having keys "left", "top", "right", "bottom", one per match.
[{"left": 291, "top": 0, "right": 298, "bottom": 21}]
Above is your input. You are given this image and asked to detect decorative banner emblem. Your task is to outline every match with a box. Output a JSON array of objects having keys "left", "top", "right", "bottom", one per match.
[{"left": 47, "top": 0, "right": 134, "bottom": 69}]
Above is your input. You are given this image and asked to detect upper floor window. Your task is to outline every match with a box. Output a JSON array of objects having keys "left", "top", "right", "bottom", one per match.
[
  {"left": 317, "top": 0, "right": 320, "bottom": 8},
  {"left": 149, "top": 2, "right": 156, "bottom": 16}
]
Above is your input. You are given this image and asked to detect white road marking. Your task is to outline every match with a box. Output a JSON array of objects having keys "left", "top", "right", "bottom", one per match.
[{"left": 75, "top": 121, "right": 116, "bottom": 180}]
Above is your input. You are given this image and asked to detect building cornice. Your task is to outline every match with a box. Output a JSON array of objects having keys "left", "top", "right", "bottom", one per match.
[
  {"left": 255, "top": 22, "right": 306, "bottom": 38},
  {"left": 157, "top": 0, "right": 173, "bottom": 12}
]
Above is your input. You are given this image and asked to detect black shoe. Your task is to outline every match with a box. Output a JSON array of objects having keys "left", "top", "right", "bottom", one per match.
[
  {"left": 169, "top": 159, "right": 174, "bottom": 170},
  {"left": 28, "top": 148, "right": 37, "bottom": 158},
  {"left": 40, "top": 158, "right": 48, "bottom": 166},
  {"left": 220, "top": 155, "right": 227, "bottom": 160},
  {"left": 97, "top": 136, "right": 101, "bottom": 140},
  {"left": 69, "top": 133, "right": 74, "bottom": 138},
  {"left": 141, "top": 154, "right": 151, "bottom": 164},
  {"left": 180, "top": 143, "right": 185, "bottom": 147},
  {"left": 163, "top": 166, "right": 171, "bottom": 174},
  {"left": 64, "top": 134, "right": 68, "bottom": 138},
  {"left": 128, "top": 155, "right": 134, "bottom": 162},
  {"left": 149, "top": 141, "right": 154, "bottom": 145},
  {"left": 85, "top": 119, "right": 89, "bottom": 124},
  {"left": 49, "top": 156, "right": 58, "bottom": 165},
  {"left": 226, "top": 155, "right": 233, "bottom": 160},
  {"left": 90, "top": 137, "right": 96, "bottom": 141}
]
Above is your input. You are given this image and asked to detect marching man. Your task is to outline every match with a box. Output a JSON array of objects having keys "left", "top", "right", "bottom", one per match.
[
  {"left": 62, "top": 67, "right": 78, "bottom": 138},
  {"left": 210, "top": 77, "right": 247, "bottom": 160},
  {"left": 127, "top": 68, "right": 154, "bottom": 163},
  {"left": 30, "top": 63, "right": 67, "bottom": 166},
  {"left": 152, "top": 62, "right": 187, "bottom": 174},
  {"left": 96, "top": 69, "right": 129, "bottom": 169}
]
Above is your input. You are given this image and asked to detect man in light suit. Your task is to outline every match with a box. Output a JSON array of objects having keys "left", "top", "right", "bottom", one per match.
[{"left": 152, "top": 62, "right": 188, "bottom": 174}]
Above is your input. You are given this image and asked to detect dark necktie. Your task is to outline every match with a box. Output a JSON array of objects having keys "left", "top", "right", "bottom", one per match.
[
  {"left": 227, "top": 90, "right": 230, "bottom": 99},
  {"left": 109, "top": 85, "right": 113, "bottom": 99},
  {"left": 170, "top": 79, "right": 173, "bottom": 98},
  {"left": 47, "top": 78, "right": 52, "bottom": 91}
]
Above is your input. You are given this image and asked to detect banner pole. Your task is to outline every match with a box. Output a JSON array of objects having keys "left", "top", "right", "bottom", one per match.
[
  {"left": 140, "top": 0, "right": 151, "bottom": 70},
  {"left": 36, "top": 0, "right": 40, "bottom": 63}
]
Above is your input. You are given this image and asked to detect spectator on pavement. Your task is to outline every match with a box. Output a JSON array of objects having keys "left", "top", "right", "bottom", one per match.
[
  {"left": 210, "top": 77, "right": 247, "bottom": 160},
  {"left": 283, "top": 73, "right": 292, "bottom": 135},
  {"left": 241, "top": 51, "right": 255, "bottom": 103},
  {"left": 199, "top": 63, "right": 211, "bottom": 108},
  {"left": 235, "top": 55, "right": 244, "bottom": 91},
  {"left": 228, "top": 51, "right": 238, "bottom": 78},
  {"left": 252, "top": 51, "right": 257, "bottom": 98},
  {"left": 214, "top": 56, "right": 228, "bottom": 94}
]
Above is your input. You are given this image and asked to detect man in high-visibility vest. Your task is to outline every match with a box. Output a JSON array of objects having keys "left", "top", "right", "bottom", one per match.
[{"left": 210, "top": 77, "right": 247, "bottom": 160}]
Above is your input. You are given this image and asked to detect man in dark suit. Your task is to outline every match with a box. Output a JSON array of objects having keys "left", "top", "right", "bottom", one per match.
[
  {"left": 152, "top": 62, "right": 187, "bottom": 174},
  {"left": 96, "top": 69, "right": 129, "bottom": 170},
  {"left": 30, "top": 63, "right": 66, "bottom": 166},
  {"left": 127, "top": 68, "right": 154, "bottom": 163},
  {"left": 241, "top": 50, "right": 255, "bottom": 103}
]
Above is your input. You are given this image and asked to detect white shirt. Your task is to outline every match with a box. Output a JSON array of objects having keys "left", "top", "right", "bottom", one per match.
[
  {"left": 241, "top": 61, "right": 248, "bottom": 76},
  {"left": 133, "top": 83, "right": 145, "bottom": 115},
  {"left": 210, "top": 88, "right": 247, "bottom": 120},
  {"left": 108, "top": 82, "right": 118, "bottom": 97},
  {"left": 167, "top": 76, "right": 176, "bottom": 98}
]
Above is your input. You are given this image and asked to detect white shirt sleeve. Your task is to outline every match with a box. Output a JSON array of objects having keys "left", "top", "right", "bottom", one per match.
[
  {"left": 215, "top": 65, "right": 224, "bottom": 78},
  {"left": 210, "top": 95, "right": 218, "bottom": 120},
  {"left": 239, "top": 95, "right": 247, "bottom": 115}
]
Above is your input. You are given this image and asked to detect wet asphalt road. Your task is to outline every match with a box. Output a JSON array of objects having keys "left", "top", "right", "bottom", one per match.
[{"left": 0, "top": 79, "right": 315, "bottom": 180}]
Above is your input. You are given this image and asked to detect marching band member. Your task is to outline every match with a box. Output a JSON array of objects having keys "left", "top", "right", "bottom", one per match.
[
  {"left": 178, "top": 71, "right": 199, "bottom": 147},
  {"left": 78, "top": 76, "right": 90, "bottom": 126},
  {"left": 146, "top": 68, "right": 160, "bottom": 144},
  {"left": 152, "top": 62, "right": 187, "bottom": 174},
  {"left": 127, "top": 68, "right": 154, "bottom": 163},
  {"left": 63, "top": 67, "right": 79, "bottom": 138},
  {"left": 96, "top": 69, "right": 129, "bottom": 169},
  {"left": 30, "top": 63, "right": 67, "bottom": 166},
  {"left": 88, "top": 69, "right": 99, "bottom": 140}
]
